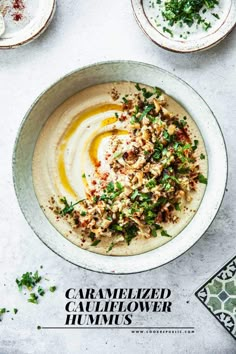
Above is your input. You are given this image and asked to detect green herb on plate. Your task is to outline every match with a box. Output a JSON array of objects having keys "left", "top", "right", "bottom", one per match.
[{"left": 49, "top": 286, "right": 57, "bottom": 293}]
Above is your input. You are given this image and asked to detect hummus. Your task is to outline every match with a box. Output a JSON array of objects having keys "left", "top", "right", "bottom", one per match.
[{"left": 32, "top": 82, "right": 207, "bottom": 256}]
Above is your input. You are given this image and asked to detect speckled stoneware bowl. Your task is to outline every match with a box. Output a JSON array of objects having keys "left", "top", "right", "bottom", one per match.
[
  {"left": 131, "top": 0, "right": 236, "bottom": 53},
  {"left": 13, "top": 61, "right": 227, "bottom": 274},
  {"left": 0, "top": 0, "right": 56, "bottom": 48}
]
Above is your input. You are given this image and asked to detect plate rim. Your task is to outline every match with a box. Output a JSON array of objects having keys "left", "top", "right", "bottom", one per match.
[
  {"left": 131, "top": 0, "right": 236, "bottom": 53},
  {"left": 12, "top": 60, "right": 228, "bottom": 274},
  {"left": 0, "top": 0, "right": 56, "bottom": 49}
]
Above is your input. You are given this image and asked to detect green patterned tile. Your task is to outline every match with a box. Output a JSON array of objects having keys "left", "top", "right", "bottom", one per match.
[{"left": 195, "top": 256, "right": 236, "bottom": 340}]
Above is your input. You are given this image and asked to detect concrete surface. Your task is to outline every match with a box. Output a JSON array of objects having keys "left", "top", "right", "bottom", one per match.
[{"left": 0, "top": 1, "right": 235, "bottom": 353}]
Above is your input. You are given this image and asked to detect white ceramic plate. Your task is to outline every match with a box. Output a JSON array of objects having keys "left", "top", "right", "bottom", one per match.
[
  {"left": 13, "top": 61, "right": 227, "bottom": 274},
  {"left": 0, "top": 0, "right": 56, "bottom": 48},
  {"left": 131, "top": 0, "right": 236, "bottom": 53}
]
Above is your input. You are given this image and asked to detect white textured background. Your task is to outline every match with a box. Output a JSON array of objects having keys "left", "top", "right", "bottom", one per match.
[{"left": 0, "top": 1, "right": 236, "bottom": 353}]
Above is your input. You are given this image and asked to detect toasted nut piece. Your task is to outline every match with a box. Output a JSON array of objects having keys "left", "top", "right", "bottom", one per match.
[
  {"left": 157, "top": 94, "right": 167, "bottom": 105},
  {"left": 101, "top": 219, "right": 112, "bottom": 229},
  {"left": 142, "top": 128, "right": 151, "bottom": 140},
  {"left": 130, "top": 123, "right": 141, "bottom": 129},
  {"left": 168, "top": 124, "right": 176, "bottom": 135},
  {"left": 124, "top": 187, "right": 132, "bottom": 196},
  {"left": 142, "top": 116, "right": 150, "bottom": 125},
  {"left": 161, "top": 106, "right": 173, "bottom": 118},
  {"left": 153, "top": 98, "right": 161, "bottom": 114},
  {"left": 177, "top": 190, "right": 185, "bottom": 199},
  {"left": 186, "top": 194, "right": 192, "bottom": 202},
  {"left": 114, "top": 236, "right": 125, "bottom": 244}
]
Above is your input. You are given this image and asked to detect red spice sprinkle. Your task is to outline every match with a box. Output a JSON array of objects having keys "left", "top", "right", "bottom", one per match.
[
  {"left": 12, "top": 13, "right": 23, "bottom": 21},
  {"left": 13, "top": 0, "right": 25, "bottom": 10},
  {"left": 119, "top": 115, "right": 127, "bottom": 121},
  {"left": 101, "top": 172, "right": 109, "bottom": 180},
  {"left": 91, "top": 180, "right": 97, "bottom": 185}
]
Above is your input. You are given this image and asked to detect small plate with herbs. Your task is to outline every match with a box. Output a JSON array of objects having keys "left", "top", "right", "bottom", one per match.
[
  {"left": 131, "top": 0, "right": 236, "bottom": 52},
  {"left": 13, "top": 61, "right": 227, "bottom": 273}
]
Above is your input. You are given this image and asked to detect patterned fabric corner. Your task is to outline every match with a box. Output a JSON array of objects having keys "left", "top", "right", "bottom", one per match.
[{"left": 195, "top": 256, "right": 236, "bottom": 340}]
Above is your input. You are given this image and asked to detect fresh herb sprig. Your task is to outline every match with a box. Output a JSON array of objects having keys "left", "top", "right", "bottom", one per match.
[
  {"left": 16, "top": 270, "right": 57, "bottom": 305},
  {"left": 60, "top": 197, "right": 85, "bottom": 216},
  {"left": 16, "top": 271, "right": 41, "bottom": 291},
  {"left": 100, "top": 181, "right": 124, "bottom": 202},
  {"left": 158, "top": 0, "right": 220, "bottom": 38}
]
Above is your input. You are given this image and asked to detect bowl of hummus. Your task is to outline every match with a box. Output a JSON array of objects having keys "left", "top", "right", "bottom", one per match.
[{"left": 13, "top": 61, "right": 227, "bottom": 273}]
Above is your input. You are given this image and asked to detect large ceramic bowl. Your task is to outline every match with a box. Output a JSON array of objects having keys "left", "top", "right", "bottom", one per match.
[{"left": 13, "top": 61, "right": 227, "bottom": 274}]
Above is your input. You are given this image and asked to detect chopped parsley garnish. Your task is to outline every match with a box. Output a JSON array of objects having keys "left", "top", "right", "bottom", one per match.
[
  {"left": 163, "top": 27, "right": 173, "bottom": 37},
  {"left": 163, "top": 130, "right": 171, "bottom": 142},
  {"left": 115, "top": 112, "right": 119, "bottom": 118},
  {"left": 13, "top": 308, "right": 18, "bottom": 314},
  {"left": 192, "top": 140, "right": 199, "bottom": 151},
  {"left": 198, "top": 174, "right": 208, "bottom": 184},
  {"left": 110, "top": 224, "right": 123, "bottom": 231},
  {"left": 135, "top": 83, "right": 142, "bottom": 91},
  {"left": 200, "top": 153, "right": 205, "bottom": 160},
  {"left": 116, "top": 181, "right": 123, "bottom": 190},
  {"left": 212, "top": 13, "right": 220, "bottom": 19},
  {"left": 203, "top": 21, "right": 211, "bottom": 31},
  {"left": 113, "top": 151, "right": 122, "bottom": 159},
  {"left": 151, "top": 224, "right": 163, "bottom": 237},
  {"left": 146, "top": 179, "right": 157, "bottom": 189},
  {"left": 91, "top": 239, "right": 101, "bottom": 247},
  {"left": 131, "top": 190, "right": 139, "bottom": 201},
  {"left": 153, "top": 149, "right": 162, "bottom": 160},
  {"left": 179, "top": 119, "right": 187, "bottom": 127},
  {"left": 16, "top": 271, "right": 41, "bottom": 291},
  {"left": 107, "top": 242, "right": 115, "bottom": 253},
  {"left": 151, "top": 228, "right": 158, "bottom": 237},
  {"left": 178, "top": 167, "right": 190, "bottom": 174},
  {"left": 89, "top": 232, "right": 95, "bottom": 241},
  {"left": 154, "top": 87, "right": 162, "bottom": 98},
  {"left": 38, "top": 286, "right": 45, "bottom": 297},
  {"left": 138, "top": 104, "right": 155, "bottom": 121},
  {"left": 107, "top": 181, "right": 115, "bottom": 192},
  {"left": 158, "top": 0, "right": 220, "bottom": 38},
  {"left": 175, "top": 203, "right": 181, "bottom": 211},
  {"left": 28, "top": 293, "right": 38, "bottom": 304},
  {"left": 100, "top": 181, "right": 124, "bottom": 201},
  {"left": 0, "top": 308, "right": 6, "bottom": 314},
  {"left": 16, "top": 269, "right": 57, "bottom": 306},
  {"left": 80, "top": 211, "right": 87, "bottom": 216},
  {"left": 122, "top": 96, "right": 128, "bottom": 104},
  {"left": 60, "top": 197, "right": 85, "bottom": 216},
  {"left": 161, "top": 230, "right": 172, "bottom": 237},
  {"left": 49, "top": 286, "right": 57, "bottom": 293},
  {"left": 82, "top": 173, "right": 86, "bottom": 178},
  {"left": 124, "top": 224, "right": 138, "bottom": 245},
  {"left": 141, "top": 87, "right": 154, "bottom": 99}
]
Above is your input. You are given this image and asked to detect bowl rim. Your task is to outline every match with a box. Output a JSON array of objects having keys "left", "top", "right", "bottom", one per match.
[{"left": 12, "top": 60, "right": 228, "bottom": 274}]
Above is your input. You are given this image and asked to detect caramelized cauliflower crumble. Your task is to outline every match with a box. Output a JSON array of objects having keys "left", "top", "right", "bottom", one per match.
[{"left": 50, "top": 83, "right": 207, "bottom": 253}]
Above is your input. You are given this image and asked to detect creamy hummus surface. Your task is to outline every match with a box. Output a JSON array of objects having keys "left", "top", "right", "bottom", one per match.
[{"left": 32, "top": 82, "right": 208, "bottom": 256}]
